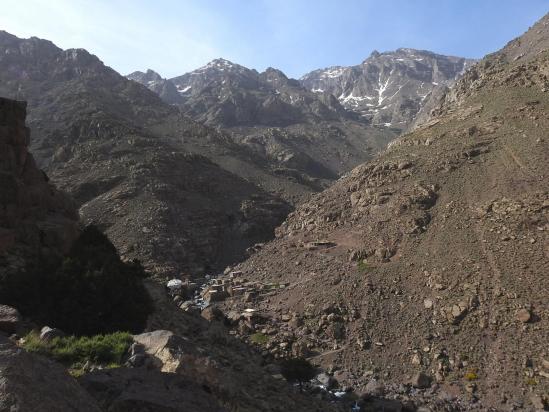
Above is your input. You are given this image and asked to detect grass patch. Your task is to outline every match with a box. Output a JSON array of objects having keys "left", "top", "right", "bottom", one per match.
[
  {"left": 22, "top": 331, "right": 133, "bottom": 373},
  {"left": 357, "top": 260, "right": 371, "bottom": 273},
  {"left": 250, "top": 332, "right": 269, "bottom": 345}
]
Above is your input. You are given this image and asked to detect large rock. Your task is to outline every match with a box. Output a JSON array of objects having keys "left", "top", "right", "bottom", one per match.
[
  {"left": 132, "top": 330, "right": 199, "bottom": 373},
  {"left": 79, "top": 367, "right": 226, "bottom": 412},
  {"left": 39, "top": 326, "right": 65, "bottom": 342},
  {"left": 0, "top": 305, "right": 21, "bottom": 334},
  {"left": 0, "top": 335, "right": 101, "bottom": 411},
  {"left": 410, "top": 372, "right": 432, "bottom": 389}
]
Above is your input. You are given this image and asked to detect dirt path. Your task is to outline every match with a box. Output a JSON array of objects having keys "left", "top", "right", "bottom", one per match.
[
  {"left": 307, "top": 346, "right": 347, "bottom": 361},
  {"left": 470, "top": 203, "right": 506, "bottom": 399}
]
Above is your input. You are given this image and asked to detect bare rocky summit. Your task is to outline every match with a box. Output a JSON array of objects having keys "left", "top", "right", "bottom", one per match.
[
  {"left": 301, "top": 49, "right": 474, "bottom": 131},
  {"left": 127, "top": 68, "right": 183, "bottom": 105}
]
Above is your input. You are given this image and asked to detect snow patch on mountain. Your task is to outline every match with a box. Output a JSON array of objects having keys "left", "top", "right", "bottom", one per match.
[{"left": 300, "top": 48, "right": 476, "bottom": 130}]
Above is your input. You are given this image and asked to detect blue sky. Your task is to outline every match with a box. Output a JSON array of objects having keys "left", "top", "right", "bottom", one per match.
[{"left": 0, "top": 1, "right": 547, "bottom": 78}]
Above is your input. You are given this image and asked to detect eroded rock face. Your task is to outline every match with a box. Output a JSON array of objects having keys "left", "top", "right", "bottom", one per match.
[
  {"left": 0, "top": 335, "right": 102, "bottom": 412},
  {"left": 0, "top": 98, "right": 79, "bottom": 273}
]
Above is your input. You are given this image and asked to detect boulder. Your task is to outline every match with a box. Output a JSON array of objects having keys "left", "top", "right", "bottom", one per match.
[
  {"left": 0, "top": 305, "right": 21, "bottom": 334},
  {"left": 201, "top": 306, "right": 224, "bottom": 322},
  {"left": 79, "top": 367, "right": 225, "bottom": 412},
  {"left": 0, "top": 335, "right": 102, "bottom": 411},
  {"left": 39, "top": 326, "right": 65, "bottom": 341},
  {"left": 361, "top": 379, "right": 385, "bottom": 397},
  {"left": 316, "top": 372, "right": 337, "bottom": 389},
  {"left": 132, "top": 330, "right": 198, "bottom": 373},
  {"left": 516, "top": 308, "right": 532, "bottom": 323},
  {"left": 410, "top": 372, "right": 432, "bottom": 389}
]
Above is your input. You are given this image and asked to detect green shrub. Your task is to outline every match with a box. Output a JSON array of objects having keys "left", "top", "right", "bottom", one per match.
[
  {"left": 23, "top": 331, "right": 133, "bottom": 372},
  {"left": 250, "top": 332, "right": 269, "bottom": 345},
  {"left": 464, "top": 371, "right": 478, "bottom": 381},
  {"left": 0, "top": 225, "right": 153, "bottom": 336},
  {"left": 357, "top": 260, "right": 371, "bottom": 273}
]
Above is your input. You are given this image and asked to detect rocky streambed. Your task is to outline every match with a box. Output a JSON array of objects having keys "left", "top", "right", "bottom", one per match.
[{"left": 162, "top": 271, "right": 494, "bottom": 411}]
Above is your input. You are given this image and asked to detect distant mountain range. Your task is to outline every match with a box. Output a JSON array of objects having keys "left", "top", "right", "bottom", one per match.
[{"left": 129, "top": 49, "right": 474, "bottom": 131}]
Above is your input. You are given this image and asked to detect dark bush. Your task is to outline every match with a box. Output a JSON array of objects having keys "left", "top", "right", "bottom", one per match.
[
  {"left": 280, "top": 357, "right": 317, "bottom": 390},
  {"left": 0, "top": 225, "right": 153, "bottom": 336}
]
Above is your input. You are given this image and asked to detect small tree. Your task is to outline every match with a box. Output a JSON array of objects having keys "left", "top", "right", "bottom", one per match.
[{"left": 280, "top": 357, "right": 316, "bottom": 392}]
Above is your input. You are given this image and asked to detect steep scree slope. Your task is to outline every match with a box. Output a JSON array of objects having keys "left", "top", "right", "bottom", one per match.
[{"left": 222, "top": 15, "right": 549, "bottom": 410}]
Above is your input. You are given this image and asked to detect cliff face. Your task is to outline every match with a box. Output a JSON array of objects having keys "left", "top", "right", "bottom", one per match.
[{"left": 0, "top": 97, "right": 78, "bottom": 272}]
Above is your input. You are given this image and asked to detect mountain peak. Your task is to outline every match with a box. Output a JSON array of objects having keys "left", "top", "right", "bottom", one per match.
[
  {"left": 202, "top": 58, "right": 238, "bottom": 70},
  {"left": 126, "top": 69, "right": 163, "bottom": 83},
  {"left": 303, "top": 48, "right": 475, "bottom": 129}
]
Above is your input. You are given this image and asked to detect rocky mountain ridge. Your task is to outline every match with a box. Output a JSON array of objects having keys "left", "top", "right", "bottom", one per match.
[
  {"left": 0, "top": 31, "right": 302, "bottom": 276},
  {"left": 128, "top": 59, "right": 399, "bottom": 201},
  {"left": 301, "top": 48, "right": 475, "bottom": 131},
  {"left": 167, "top": 57, "right": 350, "bottom": 127}
]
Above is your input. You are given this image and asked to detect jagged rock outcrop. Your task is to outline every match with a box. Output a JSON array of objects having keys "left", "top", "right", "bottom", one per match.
[
  {"left": 301, "top": 48, "right": 475, "bottom": 130},
  {"left": 126, "top": 69, "right": 184, "bottom": 105},
  {"left": 167, "top": 58, "right": 349, "bottom": 127},
  {"left": 0, "top": 97, "right": 79, "bottom": 275},
  {"left": 215, "top": 14, "right": 549, "bottom": 410}
]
